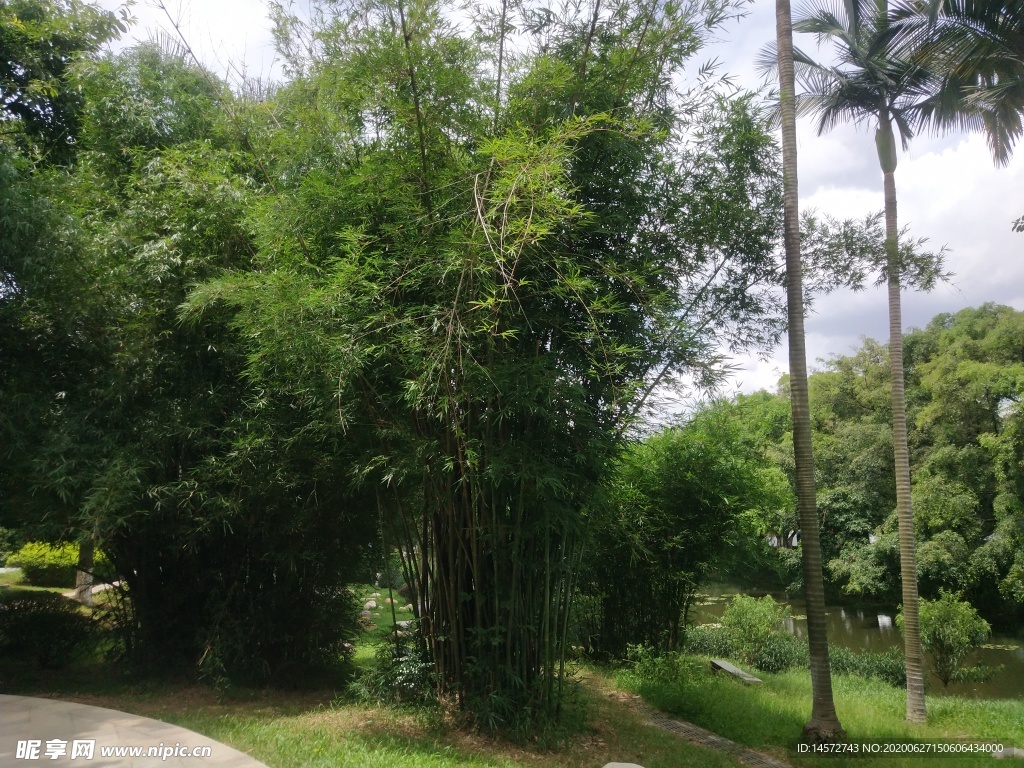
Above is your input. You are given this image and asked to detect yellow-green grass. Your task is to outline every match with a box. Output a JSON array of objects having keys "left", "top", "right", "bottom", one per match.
[
  {"left": 2, "top": 581, "right": 747, "bottom": 768},
  {"left": 0, "top": 567, "right": 70, "bottom": 595},
  {"left": 615, "top": 654, "right": 1024, "bottom": 768},
  {"left": 2, "top": 675, "right": 745, "bottom": 768}
]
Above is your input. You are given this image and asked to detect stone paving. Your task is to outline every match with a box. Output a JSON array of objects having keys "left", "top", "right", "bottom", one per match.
[
  {"left": 0, "top": 695, "right": 269, "bottom": 768},
  {"left": 646, "top": 710, "right": 793, "bottom": 768}
]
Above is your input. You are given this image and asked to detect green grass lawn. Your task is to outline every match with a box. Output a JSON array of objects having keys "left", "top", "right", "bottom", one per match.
[
  {"left": 615, "top": 653, "right": 1024, "bottom": 767},
  {"left": 0, "top": 670, "right": 745, "bottom": 768},
  {"left": 0, "top": 567, "right": 70, "bottom": 595},
  {"left": 4, "top": 580, "right": 1021, "bottom": 768},
  {"left": 1, "top": 582, "right": 744, "bottom": 768}
]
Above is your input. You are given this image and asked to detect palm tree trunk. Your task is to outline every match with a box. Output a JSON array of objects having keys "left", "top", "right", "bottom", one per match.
[
  {"left": 880, "top": 147, "right": 927, "bottom": 723},
  {"left": 776, "top": 0, "right": 845, "bottom": 744}
]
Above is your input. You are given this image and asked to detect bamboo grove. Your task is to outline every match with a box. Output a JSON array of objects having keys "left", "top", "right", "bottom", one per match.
[
  {"left": 4, "top": 0, "right": 783, "bottom": 722},
  {"left": 191, "top": 0, "right": 787, "bottom": 719}
]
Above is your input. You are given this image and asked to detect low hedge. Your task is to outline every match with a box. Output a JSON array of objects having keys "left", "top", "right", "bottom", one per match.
[
  {"left": 0, "top": 592, "right": 96, "bottom": 668},
  {"left": 829, "top": 645, "right": 907, "bottom": 687},
  {"left": 6, "top": 542, "right": 112, "bottom": 588}
]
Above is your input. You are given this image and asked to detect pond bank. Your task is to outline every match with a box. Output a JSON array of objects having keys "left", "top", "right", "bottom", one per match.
[{"left": 692, "top": 585, "right": 1024, "bottom": 699}]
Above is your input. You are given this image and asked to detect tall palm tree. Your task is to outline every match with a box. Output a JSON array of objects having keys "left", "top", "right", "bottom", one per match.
[
  {"left": 775, "top": 0, "right": 846, "bottom": 744},
  {"left": 788, "top": 0, "right": 933, "bottom": 723}
]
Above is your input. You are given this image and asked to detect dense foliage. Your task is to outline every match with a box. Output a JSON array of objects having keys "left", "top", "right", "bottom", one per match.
[
  {"left": 2, "top": 36, "right": 376, "bottom": 681},
  {"left": 6, "top": 541, "right": 111, "bottom": 587},
  {"left": 900, "top": 590, "right": 992, "bottom": 687},
  {"left": 578, "top": 410, "right": 791, "bottom": 657},
  {"left": 722, "top": 304, "right": 1024, "bottom": 631},
  {"left": 1, "top": 0, "right": 797, "bottom": 718},
  {"left": 3, "top": 0, "right": 1018, "bottom": 728},
  {"left": 0, "top": 591, "right": 96, "bottom": 669}
]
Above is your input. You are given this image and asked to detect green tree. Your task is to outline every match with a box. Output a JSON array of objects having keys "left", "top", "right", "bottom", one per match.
[
  {"left": 582, "top": 406, "right": 792, "bottom": 658},
  {"left": 801, "top": 307, "right": 1023, "bottom": 628},
  {"left": 891, "top": 0, "right": 1023, "bottom": 228},
  {"left": 2, "top": 38, "right": 375, "bottom": 680},
  {"left": 773, "top": 0, "right": 845, "bottom": 741},
  {"left": 894, "top": 0, "right": 1024, "bottom": 166},
  {"left": 187, "top": 0, "right": 785, "bottom": 722},
  {"left": 898, "top": 590, "right": 990, "bottom": 686},
  {"left": 0, "top": 0, "right": 129, "bottom": 162}
]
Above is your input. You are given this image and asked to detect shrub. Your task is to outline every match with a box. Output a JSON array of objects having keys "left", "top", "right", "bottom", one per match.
[
  {"left": 624, "top": 644, "right": 703, "bottom": 686},
  {"left": 752, "top": 632, "right": 809, "bottom": 673},
  {"left": 899, "top": 590, "right": 990, "bottom": 687},
  {"left": 683, "top": 624, "right": 737, "bottom": 657},
  {"left": 721, "top": 595, "right": 791, "bottom": 668},
  {"left": 6, "top": 542, "right": 112, "bottom": 588},
  {"left": 0, "top": 527, "right": 25, "bottom": 566},
  {"left": 0, "top": 592, "right": 96, "bottom": 668},
  {"left": 829, "top": 645, "right": 906, "bottom": 687},
  {"left": 349, "top": 631, "right": 433, "bottom": 705}
]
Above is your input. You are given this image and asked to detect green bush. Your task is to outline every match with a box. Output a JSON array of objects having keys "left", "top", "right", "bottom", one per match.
[
  {"left": 899, "top": 590, "right": 990, "bottom": 687},
  {"left": 0, "top": 592, "right": 96, "bottom": 668},
  {"left": 682, "top": 622, "right": 807, "bottom": 673},
  {"left": 683, "top": 624, "right": 737, "bottom": 657},
  {"left": 829, "top": 645, "right": 906, "bottom": 687},
  {"left": 349, "top": 632, "right": 433, "bottom": 705},
  {"left": 624, "top": 644, "right": 703, "bottom": 686},
  {"left": 6, "top": 542, "right": 112, "bottom": 588},
  {"left": 721, "top": 595, "right": 791, "bottom": 668},
  {"left": 751, "top": 632, "right": 808, "bottom": 673},
  {"left": 0, "top": 527, "right": 25, "bottom": 566}
]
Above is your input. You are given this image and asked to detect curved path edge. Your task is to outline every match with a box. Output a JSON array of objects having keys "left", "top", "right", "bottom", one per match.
[{"left": 0, "top": 695, "right": 269, "bottom": 768}]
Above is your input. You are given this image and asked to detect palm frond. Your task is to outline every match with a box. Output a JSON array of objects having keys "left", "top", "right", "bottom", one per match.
[{"left": 889, "top": 0, "right": 1024, "bottom": 164}]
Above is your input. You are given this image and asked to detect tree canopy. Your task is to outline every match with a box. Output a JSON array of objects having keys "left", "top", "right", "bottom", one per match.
[{"left": 1, "top": 0, "right": 798, "bottom": 717}]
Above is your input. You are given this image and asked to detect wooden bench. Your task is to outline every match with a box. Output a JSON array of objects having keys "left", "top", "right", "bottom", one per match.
[{"left": 710, "top": 658, "right": 762, "bottom": 684}]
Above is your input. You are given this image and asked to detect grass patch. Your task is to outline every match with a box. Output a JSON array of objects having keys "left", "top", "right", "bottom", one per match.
[
  {"left": 1, "top": 675, "right": 746, "bottom": 768},
  {"left": 1, "top": 582, "right": 746, "bottom": 768},
  {"left": 0, "top": 568, "right": 73, "bottom": 596},
  {"left": 616, "top": 652, "right": 1024, "bottom": 767}
]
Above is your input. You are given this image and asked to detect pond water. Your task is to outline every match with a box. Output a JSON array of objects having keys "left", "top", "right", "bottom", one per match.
[{"left": 691, "top": 585, "right": 1024, "bottom": 700}]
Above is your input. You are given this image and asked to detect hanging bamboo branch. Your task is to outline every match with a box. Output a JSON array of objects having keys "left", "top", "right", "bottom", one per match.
[
  {"left": 396, "top": 0, "right": 434, "bottom": 216},
  {"left": 494, "top": 0, "right": 510, "bottom": 133}
]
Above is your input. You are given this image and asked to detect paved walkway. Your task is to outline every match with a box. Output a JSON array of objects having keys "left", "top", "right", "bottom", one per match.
[
  {"left": 0, "top": 696, "right": 269, "bottom": 767},
  {"left": 644, "top": 708, "right": 793, "bottom": 768}
]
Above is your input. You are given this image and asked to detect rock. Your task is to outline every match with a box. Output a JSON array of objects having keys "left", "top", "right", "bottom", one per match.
[
  {"left": 363, "top": 600, "right": 377, "bottom": 610},
  {"left": 402, "top": 604, "right": 414, "bottom": 612},
  {"left": 360, "top": 610, "right": 371, "bottom": 618},
  {"left": 603, "top": 764, "right": 645, "bottom": 768},
  {"left": 383, "top": 597, "right": 394, "bottom": 605}
]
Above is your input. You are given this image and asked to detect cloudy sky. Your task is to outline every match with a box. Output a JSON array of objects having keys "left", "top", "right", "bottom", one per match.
[{"left": 100, "top": 0, "right": 1024, "bottom": 397}]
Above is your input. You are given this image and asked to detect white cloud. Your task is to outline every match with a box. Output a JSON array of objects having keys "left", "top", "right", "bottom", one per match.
[{"left": 99, "top": 0, "right": 280, "bottom": 83}]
